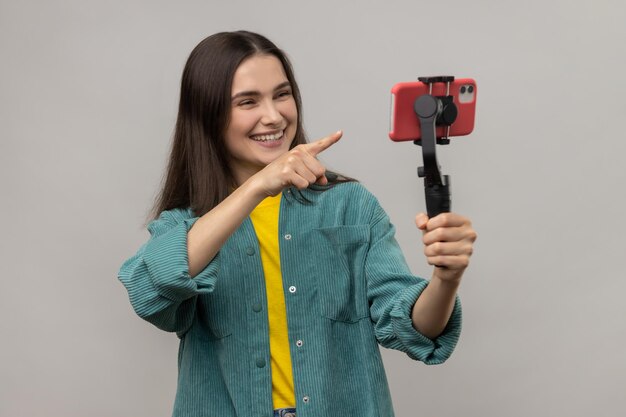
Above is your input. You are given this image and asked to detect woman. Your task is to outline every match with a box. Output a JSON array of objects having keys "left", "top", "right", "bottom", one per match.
[{"left": 119, "top": 30, "right": 476, "bottom": 417}]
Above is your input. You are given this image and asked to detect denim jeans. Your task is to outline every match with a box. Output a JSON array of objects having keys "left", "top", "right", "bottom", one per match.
[{"left": 273, "top": 407, "right": 296, "bottom": 417}]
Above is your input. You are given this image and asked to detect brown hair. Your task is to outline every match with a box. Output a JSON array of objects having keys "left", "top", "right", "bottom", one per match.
[{"left": 150, "top": 31, "right": 351, "bottom": 221}]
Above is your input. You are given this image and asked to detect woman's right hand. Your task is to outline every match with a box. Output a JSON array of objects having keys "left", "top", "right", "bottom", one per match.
[
  {"left": 250, "top": 130, "right": 343, "bottom": 197},
  {"left": 188, "top": 130, "right": 342, "bottom": 277}
]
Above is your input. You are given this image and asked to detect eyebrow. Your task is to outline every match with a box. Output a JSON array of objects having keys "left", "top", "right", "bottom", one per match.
[{"left": 231, "top": 81, "right": 292, "bottom": 101}]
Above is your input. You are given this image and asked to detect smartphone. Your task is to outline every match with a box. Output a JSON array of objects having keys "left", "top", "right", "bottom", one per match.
[{"left": 389, "top": 78, "right": 477, "bottom": 142}]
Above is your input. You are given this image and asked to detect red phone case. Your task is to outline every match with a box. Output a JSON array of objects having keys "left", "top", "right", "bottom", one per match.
[{"left": 389, "top": 78, "right": 477, "bottom": 142}]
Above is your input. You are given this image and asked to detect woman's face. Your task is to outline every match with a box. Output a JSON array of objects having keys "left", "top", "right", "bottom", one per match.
[{"left": 224, "top": 54, "right": 298, "bottom": 185}]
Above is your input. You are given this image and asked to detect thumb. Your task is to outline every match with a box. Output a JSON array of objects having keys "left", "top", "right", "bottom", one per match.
[{"left": 415, "top": 213, "right": 429, "bottom": 232}]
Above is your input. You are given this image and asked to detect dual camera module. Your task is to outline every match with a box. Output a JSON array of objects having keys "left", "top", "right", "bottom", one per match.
[{"left": 458, "top": 84, "right": 475, "bottom": 104}]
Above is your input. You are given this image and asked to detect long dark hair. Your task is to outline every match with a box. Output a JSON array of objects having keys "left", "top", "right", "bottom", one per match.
[{"left": 150, "top": 31, "right": 351, "bottom": 221}]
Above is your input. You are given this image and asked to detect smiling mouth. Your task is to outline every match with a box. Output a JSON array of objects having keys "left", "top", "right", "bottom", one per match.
[{"left": 249, "top": 130, "right": 284, "bottom": 142}]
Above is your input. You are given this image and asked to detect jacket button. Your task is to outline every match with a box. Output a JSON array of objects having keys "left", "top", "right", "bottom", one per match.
[
  {"left": 296, "top": 340, "right": 303, "bottom": 347},
  {"left": 302, "top": 395, "right": 310, "bottom": 403},
  {"left": 288, "top": 286, "right": 296, "bottom": 293},
  {"left": 246, "top": 247, "right": 255, "bottom": 256},
  {"left": 284, "top": 234, "right": 292, "bottom": 240},
  {"left": 256, "top": 358, "right": 266, "bottom": 368},
  {"left": 252, "top": 303, "right": 262, "bottom": 313}
]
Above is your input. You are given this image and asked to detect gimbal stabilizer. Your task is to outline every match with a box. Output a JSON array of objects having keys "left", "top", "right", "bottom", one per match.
[{"left": 414, "top": 76, "right": 458, "bottom": 218}]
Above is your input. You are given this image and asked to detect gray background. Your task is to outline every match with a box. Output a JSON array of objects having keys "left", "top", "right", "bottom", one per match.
[{"left": 2, "top": 0, "right": 625, "bottom": 416}]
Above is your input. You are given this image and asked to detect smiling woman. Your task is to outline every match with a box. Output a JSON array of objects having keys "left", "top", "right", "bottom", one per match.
[
  {"left": 118, "top": 30, "right": 476, "bottom": 417},
  {"left": 150, "top": 31, "right": 318, "bottom": 219}
]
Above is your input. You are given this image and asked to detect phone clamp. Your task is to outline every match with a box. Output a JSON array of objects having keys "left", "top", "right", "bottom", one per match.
[{"left": 414, "top": 76, "right": 458, "bottom": 217}]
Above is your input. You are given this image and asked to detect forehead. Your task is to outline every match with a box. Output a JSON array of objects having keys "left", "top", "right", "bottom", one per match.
[{"left": 231, "top": 55, "right": 289, "bottom": 94}]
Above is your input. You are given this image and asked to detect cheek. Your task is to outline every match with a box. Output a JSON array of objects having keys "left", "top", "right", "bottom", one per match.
[
  {"left": 229, "top": 111, "right": 258, "bottom": 137},
  {"left": 281, "top": 101, "right": 298, "bottom": 125}
]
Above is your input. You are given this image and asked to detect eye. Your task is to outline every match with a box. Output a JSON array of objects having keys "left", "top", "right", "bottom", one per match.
[
  {"left": 237, "top": 99, "right": 255, "bottom": 107},
  {"left": 275, "top": 89, "right": 292, "bottom": 100}
]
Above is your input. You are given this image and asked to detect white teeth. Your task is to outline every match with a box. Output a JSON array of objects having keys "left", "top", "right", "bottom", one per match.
[{"left": 251, "top": 131, "right": 283, "bottom": 142}]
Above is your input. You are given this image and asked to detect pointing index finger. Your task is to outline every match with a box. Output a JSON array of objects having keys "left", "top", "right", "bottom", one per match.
[{"left": 304, "top": 130, "right": 343, "bottom": 156}]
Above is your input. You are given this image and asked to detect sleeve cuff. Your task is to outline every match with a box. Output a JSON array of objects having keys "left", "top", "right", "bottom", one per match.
[
  {"left": 389, "top": 281, "right": 462, "bottom": 364},
  {"left": 142, "top": 217, "right": 219, "bottom": 301}
]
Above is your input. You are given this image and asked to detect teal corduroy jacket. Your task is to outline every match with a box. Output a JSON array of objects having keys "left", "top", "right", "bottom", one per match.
[{"left": 119, "top": 182, "right": 462, "bottom": 417}]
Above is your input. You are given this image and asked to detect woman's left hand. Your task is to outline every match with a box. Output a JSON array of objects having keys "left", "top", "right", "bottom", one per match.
[{"left": 415, "top": 212, "right": 477, "bottom": 283}]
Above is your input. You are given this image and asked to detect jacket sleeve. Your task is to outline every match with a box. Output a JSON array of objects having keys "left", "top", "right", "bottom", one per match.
[
  {"left": 365, "top": 200, "right": 462, "bottom": 365},
  {"left": 118, "top": 208, "right": 219, "bottom": 335}
]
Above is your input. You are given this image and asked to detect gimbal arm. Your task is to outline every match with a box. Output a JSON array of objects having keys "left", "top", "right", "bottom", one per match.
[{"left": 414, "top": 77, "right": 456, "bottom": 218}]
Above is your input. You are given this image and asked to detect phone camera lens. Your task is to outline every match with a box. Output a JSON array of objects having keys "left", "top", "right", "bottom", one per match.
[
  {"left": 460, "top": 86, "right": 467, "bottom": 94},
  {"left": 468, "top": 85, "right": 474, "bottom": 93}
]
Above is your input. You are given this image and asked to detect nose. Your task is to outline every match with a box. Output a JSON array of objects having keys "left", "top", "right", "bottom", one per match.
[{"left": 260, "top": 100, "right": 283, "bottom": 126}]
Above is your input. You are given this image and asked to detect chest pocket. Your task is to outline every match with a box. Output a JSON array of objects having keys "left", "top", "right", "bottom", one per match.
[{"left": 314, "top": 225, "right": 370, "bottom": 323}]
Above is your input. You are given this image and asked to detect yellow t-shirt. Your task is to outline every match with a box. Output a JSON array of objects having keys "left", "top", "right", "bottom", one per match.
[{"left": 249, "top": 193, "right": 296, "bottom": 409}]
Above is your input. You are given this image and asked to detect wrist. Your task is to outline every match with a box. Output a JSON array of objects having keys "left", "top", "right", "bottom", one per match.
[
  {"left": 239, "top": 175, "right": 271, "bottom": 201},
  {"left": 430, "top": 271, "right": 462, "bottom": 290}
]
